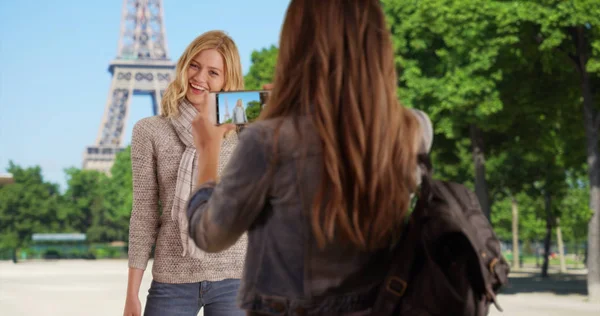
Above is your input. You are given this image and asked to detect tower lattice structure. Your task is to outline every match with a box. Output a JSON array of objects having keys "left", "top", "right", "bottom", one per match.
[
  {"left": 224, "top": 97, "right": 231, "bottom": 122},
  {"left": 83, "top": 0, "right": 175, "bottom": 172}
]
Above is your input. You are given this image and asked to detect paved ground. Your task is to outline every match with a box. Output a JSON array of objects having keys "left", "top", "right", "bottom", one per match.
[
  {"left": 0, "top": 260, "right": 178, "bottom": 316},
  {"left": 0, "top": 260, "right": 599, "bottom": 316},
  {"left": 488, "top": 269, "right": 600, "bottom": 316}
]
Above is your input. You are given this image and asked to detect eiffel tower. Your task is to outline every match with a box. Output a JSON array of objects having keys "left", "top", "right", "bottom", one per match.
[
  {"left": 82, "top": 0, "right": 175, "bottom": 172},
  {"left": 224, "top": 96, "right": 231, "bottom": 122}
]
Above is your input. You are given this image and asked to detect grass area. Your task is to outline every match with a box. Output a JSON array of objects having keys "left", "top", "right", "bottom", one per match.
[{"left": 0, "top": 243, "right": 127, "bottom": 261}]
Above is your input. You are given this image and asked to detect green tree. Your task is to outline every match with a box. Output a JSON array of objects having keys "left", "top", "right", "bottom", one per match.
[
  {"left": 382, "top": 0, "right": 597, "bottom": 279},
  {"left": 509, "top": 0, "right": 600, "bottom": 300},
  {"left": 559, "top": 173, "right": 593, "bottom": 247},
  {"left": 62, "top": 168, "right": 111, "bottom": 242},
  {"left": 491, "top": 192, "right": 546, "bottom": 243},
  {"left": 0, "top": 162, "right": 65, "bottom": 261},
  {"left": 62, "top": 148, "right": 133, "bottom": 243},
  {"left": 383, "top": 0, "right": 521, "bottom": 219},
  {"left": 244, "top": 45, "right": 278, "bottom": 90},
  {"left": 245, "top": 100, "right": 262, "bottom": 122},
  {"left": 104, "top": 147, "right": 133, "bottom": 242},
  {"left": 487, "top": 30, "right": 585, "bottom": 271}
]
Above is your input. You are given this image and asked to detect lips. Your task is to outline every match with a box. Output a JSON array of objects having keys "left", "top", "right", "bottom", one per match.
[{"left": 190, "top": 82, "right": 208, "bottom": 95}]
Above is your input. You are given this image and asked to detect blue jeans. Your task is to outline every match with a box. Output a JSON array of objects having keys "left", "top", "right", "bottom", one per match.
[{"left": 143, "top": 279, "right": 245, "bottom": 316}]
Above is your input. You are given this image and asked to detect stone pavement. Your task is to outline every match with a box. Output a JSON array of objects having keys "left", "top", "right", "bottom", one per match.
[{"left": 1, "top": 260, "right": 599, "bottom": 316}]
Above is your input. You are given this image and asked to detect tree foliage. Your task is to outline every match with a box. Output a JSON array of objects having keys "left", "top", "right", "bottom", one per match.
[
  {"left": 244, "top": 45, "right": 278, "bottom": 90},
  {"left": 0, "top": 146, "right": 134, "bottom": 255},
  {"left": 245, "top": 101, "right": 262, "bottom": 122},
  {"left": 0, "top": 162, "right": 65, "bottom": 252}
]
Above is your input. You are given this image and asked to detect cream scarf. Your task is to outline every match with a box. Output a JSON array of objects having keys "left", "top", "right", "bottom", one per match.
[{"left": 170, "top": 98, "right": 239, "bottom": 259}]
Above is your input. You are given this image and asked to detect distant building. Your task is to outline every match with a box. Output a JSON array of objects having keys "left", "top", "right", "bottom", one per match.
[{"left": 0, "top": 173, "right": 14, "bottom": 185}]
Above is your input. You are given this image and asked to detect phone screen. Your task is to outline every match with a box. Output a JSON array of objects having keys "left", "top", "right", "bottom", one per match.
[{"left": 211, "top": 90, "right": 270, "bottom": 133}]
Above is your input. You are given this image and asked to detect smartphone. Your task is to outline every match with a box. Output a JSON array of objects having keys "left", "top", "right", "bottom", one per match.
[{"left": 210, "top": 90, "right": 270, "bottom": 133}]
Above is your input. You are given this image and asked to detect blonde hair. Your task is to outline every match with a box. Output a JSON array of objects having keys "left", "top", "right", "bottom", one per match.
[
  {"left": 160, "top": 30, "right": 244, "bottom": 117},
  {"left": 261, "top": 0, "right": 420, "bottom": 250},
  {"left": 236, "top": 99, "right": 243, "bottom": 107}
]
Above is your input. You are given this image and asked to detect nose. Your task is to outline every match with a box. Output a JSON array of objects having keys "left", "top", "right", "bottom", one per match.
[{"left": 191, "top": 67, "right": 208, "bottom": 84}]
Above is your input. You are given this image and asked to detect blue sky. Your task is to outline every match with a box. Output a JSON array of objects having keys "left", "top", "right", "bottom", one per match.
[{"left": 0, "top": 0, "right": 290, "bottom": 190}]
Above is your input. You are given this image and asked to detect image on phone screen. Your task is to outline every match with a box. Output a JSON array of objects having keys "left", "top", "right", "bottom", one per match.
[{"left": 211, "top": 90, "right": 270, "bottom": 134}]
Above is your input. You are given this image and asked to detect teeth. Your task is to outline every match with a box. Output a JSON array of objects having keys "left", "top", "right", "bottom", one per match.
[{"left": 191, "top": 83, "right": 207, "bottom": 91}]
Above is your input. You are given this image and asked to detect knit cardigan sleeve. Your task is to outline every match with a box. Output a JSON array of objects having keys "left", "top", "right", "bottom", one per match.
[{"left": 128, "top": 120, "right": 160, "bottom": 270}]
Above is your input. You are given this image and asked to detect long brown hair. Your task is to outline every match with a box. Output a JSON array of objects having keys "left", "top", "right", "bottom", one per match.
[{"left": 260, "top": 0, "right": 421, "bottom": 250}]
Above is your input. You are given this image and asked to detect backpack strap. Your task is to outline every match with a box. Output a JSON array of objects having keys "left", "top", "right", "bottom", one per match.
[
  {"left": 371, "top": 154, "right": 434, "bottom": 314},
  {"left": 370, "top": 207, "right": 420, "bottom": 313}
]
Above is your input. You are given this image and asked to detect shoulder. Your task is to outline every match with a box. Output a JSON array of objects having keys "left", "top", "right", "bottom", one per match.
[
  {"left": 132, "top": 116, "right": 175, "bottom": 139},
  {"left": 249, "top": 116, "right": 314, "bottom": 137},
  {"left": 237, "top": 120, "right": 276, "bottom": 149},
  {"left": 244, "top": 116, "right": 320, "bottom": 158},
  {"left": 133, "top": 115, "right": 172, "bottom": 132},
  {"left": 131, "top": 116, "right": 179, "bottom": 155},
  {"left": 238, "top": 118, "right": 287, "bottom": 154},
  {"left": 245, "top": 117, "right": 300, "bottom": 141}
]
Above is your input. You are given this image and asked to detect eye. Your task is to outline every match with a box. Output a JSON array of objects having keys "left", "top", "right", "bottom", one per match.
[
  {"left": 210, "top": 70, "right": 219, "bottom": 76},
  {"left": 190, "top": 64, "right": 199, "bottom": 69}
]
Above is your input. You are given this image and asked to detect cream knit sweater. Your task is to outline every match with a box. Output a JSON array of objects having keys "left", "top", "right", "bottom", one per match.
[{"left": 128, "top": 115, "right": 247, "bottom": 284}]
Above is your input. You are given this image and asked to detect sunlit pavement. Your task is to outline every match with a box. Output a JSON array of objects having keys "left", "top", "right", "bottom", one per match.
[
  {"left": 489, "top": 269, "right": 600, "bottom": 316},
  {"left": 488, "top": 293, "right": 600, "bottom": 316},
  {"left": 0, "top": 260, "right": 204, "bottom": 316},
  {"left": 1, "top": 260, "right": 599, "bottom": 316}
]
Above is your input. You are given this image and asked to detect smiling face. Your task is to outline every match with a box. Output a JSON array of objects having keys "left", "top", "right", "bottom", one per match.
[
  {"left": 186, "top": 49, "right": 225, "bottom": 113},
  {"left": 159, "top": 31, "right": 245, "bottom": 118}
]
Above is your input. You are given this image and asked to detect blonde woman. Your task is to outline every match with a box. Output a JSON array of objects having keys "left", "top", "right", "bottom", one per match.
[
  {"left": 231, "top": 99, "right": 248, "bottom": 124},
  {"left": 123, "top": 30, "right": 247, "bottom": 316}
]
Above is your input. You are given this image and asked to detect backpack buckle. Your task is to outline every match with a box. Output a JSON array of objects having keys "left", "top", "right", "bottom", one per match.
[
  {"left": 489, "top": 257, "right": 498, "bottom": 274},
  {"left": 385, "top": 276, "right": 407, "bottom": 297}
]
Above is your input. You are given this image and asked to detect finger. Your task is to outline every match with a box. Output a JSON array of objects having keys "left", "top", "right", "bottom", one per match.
[
  {"left": 263, "top": 83, "right": 274, "bottom": 90},
  {"left": 193, "top": 110, "right": 209, "bottom": 120},
  {"left": 219, "top": 123, "right": 237, "bottom": 134},
  {"left": 192, "top": 112, "right": 210, "bottom": 125}
]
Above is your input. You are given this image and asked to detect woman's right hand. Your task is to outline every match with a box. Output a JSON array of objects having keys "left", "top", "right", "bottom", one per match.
[
  {"left": 123, "top": 295, "right": 142, "bottom": 316},
  {"left": 124, "top": 268, "right": 144, "bottom": 316}
]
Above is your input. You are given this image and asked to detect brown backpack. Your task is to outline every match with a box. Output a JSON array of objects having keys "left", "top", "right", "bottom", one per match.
[{"left": 372, "top": 155, "right": 510, "bottom": 315}]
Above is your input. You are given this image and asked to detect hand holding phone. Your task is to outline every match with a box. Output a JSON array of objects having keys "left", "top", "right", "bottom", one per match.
[{"left": 210, "top": 90, "right": 271, "bottom": 133}]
